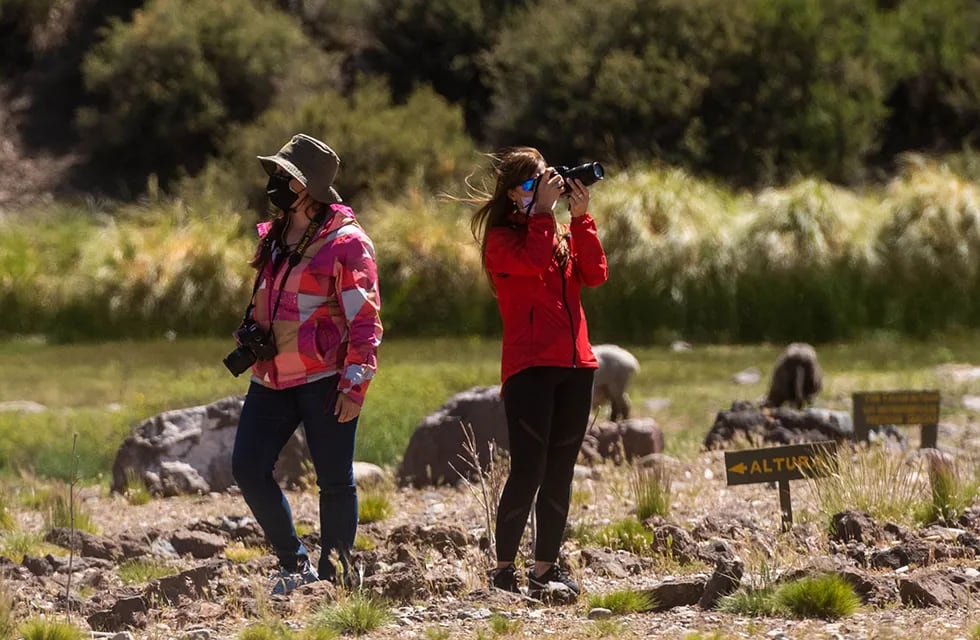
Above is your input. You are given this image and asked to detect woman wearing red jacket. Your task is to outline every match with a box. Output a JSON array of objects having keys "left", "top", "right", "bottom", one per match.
[{"left": 470, "top": 147, "right": 608, "bottom": 598}]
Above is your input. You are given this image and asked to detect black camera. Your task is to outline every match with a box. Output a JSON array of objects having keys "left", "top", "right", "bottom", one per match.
[
  {"left": 555, "top": 162, "right": 605, "bottom": 193},
  {"left": 223, "top": 321, "right": 278, "bottom": 377}
]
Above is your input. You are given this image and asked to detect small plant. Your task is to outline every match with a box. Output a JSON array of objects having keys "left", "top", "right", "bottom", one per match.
[
  {"left": 630, "top": 464, "right": 672, "bottom": 520},
  {"left": 717, "top": 586, "right": 782, "bottom": 617},
  {"left": 116, "top": 559, "right": 177, "bottom": 585},
  {"left": 42, "top": 493, "right": 96, "bottom": 534},
  {"left": 586, "top": 588, "right": 656, "bottom": 614},
  {"left": 970, "top": 622, "right": 980, "bottom": 640},
  {"left": 224, "top": 542, "right": 267, "bottom": 564},
  {"left": 0, "top": 490, "right": 13, "bottom": 530},
  {"left": 917, "top": 452, "right": 978, "bottom": 525},
  {"left": 0, "top": 577, "right": 15, "bottom": 640},
  {"left": 592, "top": 518, "right": 654, "bottom": 555},
  {"left": 807, "top": 444, "right": 928, "bottom": 529},
  {"left": 122, "top": 471, "right": 152, "bottom": 506},
  {"left": 487, "top": 612, "right": 522, "bottom": 635},
  {"left": 358, "top": 491, "right": 393, "bottom": 524},
  {"left": 571, "top": 487, "right": 592, "bottom": 507},
  {"left": 0, "top": 530, "right": 51, "bottom": 562},
  {"left": 586, "top": 619, "right": 629, "bottom": 638},
  {"left": 310, "top": 593, "right": 392, "bottom": 636},
  {"left": 774, "top": 574, "right": 860, "bottom": 620},
  {"left": 423, "top": 626, "right": 451, "bottom": 640},
  {"left": 450, "top": 422, "right": 509, "bottom": 556},
  {"left": 18, "top": 617, "right": 86, "bottom": 640},
  {"left": 353, "top": 533, "right": 376, "bottom": 552},
  {"left": 238, "top": 619, "right": 294, "bottom": 640}
]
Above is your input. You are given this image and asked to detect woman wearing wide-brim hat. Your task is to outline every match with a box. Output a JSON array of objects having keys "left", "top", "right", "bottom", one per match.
[{"left": 229, "top": 133, "right": 383, "bottom": 595}]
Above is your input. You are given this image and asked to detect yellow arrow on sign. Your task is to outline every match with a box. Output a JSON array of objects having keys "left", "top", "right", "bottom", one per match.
[{"left": 728, "top": 462, "right": 747, "bottom": 474}]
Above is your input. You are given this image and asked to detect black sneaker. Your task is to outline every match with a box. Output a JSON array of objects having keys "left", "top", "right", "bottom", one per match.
[
  {"left": 527, "top": 564, "right": 580, "bottom": 598},
  {"left": 488, "top": 564, "right": 520, "bottom": 593}
]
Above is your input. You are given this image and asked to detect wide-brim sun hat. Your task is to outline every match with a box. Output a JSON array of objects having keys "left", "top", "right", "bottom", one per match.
[{"left": 257, "top": 133, "right": 342, "bottom": 204}]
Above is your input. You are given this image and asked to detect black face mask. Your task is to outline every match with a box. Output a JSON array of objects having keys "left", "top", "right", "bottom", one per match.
[{"left": 266, "top": 173, "right": 299, "bottom": 212}]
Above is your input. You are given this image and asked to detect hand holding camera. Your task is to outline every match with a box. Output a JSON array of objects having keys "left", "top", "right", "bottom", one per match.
[{"left": 531, "top": 168, "right": 565, "bottom": 214}]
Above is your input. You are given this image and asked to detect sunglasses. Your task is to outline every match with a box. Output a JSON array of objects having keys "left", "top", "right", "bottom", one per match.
[{"left": 517, "top": 177, "right": 537, "bottom": 192}]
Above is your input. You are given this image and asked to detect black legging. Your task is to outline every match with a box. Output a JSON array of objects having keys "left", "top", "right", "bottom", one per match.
[{"left": 494, "top": 366, "right": 595, "bottom": 564}]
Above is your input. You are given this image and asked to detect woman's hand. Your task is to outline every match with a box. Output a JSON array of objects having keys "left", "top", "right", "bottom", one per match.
[
  {"left": 335, "top": 391, "right": 361, "bottom": 422},
  {"left": 567, "top": 178, "right": 590, "bottom": 218},
  {"left": 532, "top": 168, "right": 564, "bottom": 214}
]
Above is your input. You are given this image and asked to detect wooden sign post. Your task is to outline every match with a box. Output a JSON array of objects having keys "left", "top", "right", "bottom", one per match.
[
  {"left": 724, "top": 441, "right": 838, "bottom": 532},
  {"left": 852, "top": 390, "right": 941, "bottom": 449}
]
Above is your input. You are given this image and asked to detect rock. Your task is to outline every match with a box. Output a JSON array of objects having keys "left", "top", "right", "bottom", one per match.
[
  {"left": 650, "top": 524, "right": 699, "bottom": 564},
  {"left": 732, "top": 367, "right": 761, "bottom": 385},
  {"left": 353, "top": 462, "right": 387, "bottom": 488},
  {"left": 587, "top": 607, "right": 613, "bottom": 620},
  {"left": 581, "top": 418, "right": 664, "bottom": 464},
  {"left": 396, "top": 386, "right": 507, "bottom": 488},
  {"left": 899, "top": 570, "right": 972, "bottom": 607},
  {"left": 111, "top": 396, "right": 309, "bottom": 495},
  {"left": 699, "top": 556, "right": 744, "bottom": 609},
  {"left": 830, "top": 510, "right": 883, "bottom": 544},
  {"left": 641, "top": 577, "right": 707, "bottom": 611},
  {"left": 170, "top": 530, "right": 226, "bottom": 559}
]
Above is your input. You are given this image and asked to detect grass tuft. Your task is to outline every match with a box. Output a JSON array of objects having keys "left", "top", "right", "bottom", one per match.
[
  {"left": 0, "top": 577, "right": 15, "bottom": 640},
  {"left": 116, "top": 559, "right": 177, "bottom": 585},
  {"left": 590, "top": 518, "right": 654, "bottom": 556},
  {"left": 774, "top": 574, "right": 861, "bottom": 620},
  {"left": 310, "top": 593, "right": 392, "bottom": 636},
  {"left": 18, "top": 618, "right": 86, "bottom": 640},
  {"left": 357, "top": 490, "right": 393, "bottom": 524},
  {"left": 586, "top": 588, "right": 656, "bottom": 614},
  {"left": 917, "top": 452, "right": 979, "bottom": 525},
  {"left": 487, "top": 612, "right": 522, "bottom": 635},
  {"left": 224, "top": 542, "right": 267, "bottom": 564},
  {"left": 630, "top": 465, "right": 672, "bottom": 520}
]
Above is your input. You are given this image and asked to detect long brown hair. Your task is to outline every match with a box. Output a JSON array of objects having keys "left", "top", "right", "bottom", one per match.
[{"left": 469, "top": 147, "right": 569, "bottom": 291}]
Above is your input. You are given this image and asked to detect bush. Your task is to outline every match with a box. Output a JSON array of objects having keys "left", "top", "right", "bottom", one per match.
[
  {"left": 774, "top": 574, "right": 861, "bottom": 619},
  {"left": 875, "top": 158, "right": 980, "bottom": 334},
  {"left": 188, "top": 77, "right": 477, "bottom": 212},
  {"left": 486, "top": 0, "right": 893, "bottom": 184},
  {"left": 76, "top": 0, "right": 325, "bottom": 191}
]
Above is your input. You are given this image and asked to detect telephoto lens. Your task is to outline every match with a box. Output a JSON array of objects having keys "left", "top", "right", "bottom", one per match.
[{"left": 556, "top": 162, "right": 605, "bottom": 193}]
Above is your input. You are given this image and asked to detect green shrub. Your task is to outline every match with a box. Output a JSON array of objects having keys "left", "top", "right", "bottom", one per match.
[
  {"left": 117, "top": 559, "right": 177, "bottom": 585},
  {"left": 309, "top": 593, "right": 392, "bottom": 636},
  {"left": 774, "top": 574, "right": 860, "bottom": 619},
  {"left": 0, "top": 575, "right": 14, "bottom": 640},
  {"left": 875, "top": 159, "right": 980, "bottom": 335},
  {"left": 591, "top": 518, "right": 654, "bottom": 556},
  {"left": 717, "top": 586, "right": 782, "bottom": 617},
  {"left": 486, "top": 0, "right": 892, "bottom": 184},
  {"left": 917, "top": 452, "right": 979, "bottom": 525},
  {"left": 586, "top": 588, "right": 656, "bottom": 614},
  {"left": 76, "top": 0, "right": 325, "bottom": 190},
  {"left": 18, "top": 618, "right": 85, "bottom": 640},
  {"left": 357, "top": 491, "right": 392, "bottom": 524},
  {"left": 190, "top": 77, "right": 476, "bottom": 212},
  {"left": 630, "top": 465, "right": 671, "bottom": 520}
]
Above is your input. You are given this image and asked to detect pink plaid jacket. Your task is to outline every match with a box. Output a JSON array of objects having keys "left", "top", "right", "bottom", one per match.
[{"left": 250, "top": 204, "right": 382, "bottom": 405}]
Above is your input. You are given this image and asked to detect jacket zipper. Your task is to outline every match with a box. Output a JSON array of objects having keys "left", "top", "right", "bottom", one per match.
[{"left": 559, "top": 263, "right": 577, "bottom": 367}]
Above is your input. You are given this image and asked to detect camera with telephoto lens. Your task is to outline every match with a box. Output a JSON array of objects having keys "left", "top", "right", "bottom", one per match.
[
  {"left": 223, "top": 321, "right": 278, "bottom": 377},
  {"left": 555, "top": 162, "right": 605, "bottom": 193}
]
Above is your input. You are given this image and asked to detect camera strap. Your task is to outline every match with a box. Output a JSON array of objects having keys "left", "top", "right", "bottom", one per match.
[{"left": 240, "top": 206, "right": 330, "bottom": 328}]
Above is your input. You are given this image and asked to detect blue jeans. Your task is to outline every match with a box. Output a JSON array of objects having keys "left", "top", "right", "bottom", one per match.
[{"left": 232, "top": 376, "right": 358, "bottom": 576}]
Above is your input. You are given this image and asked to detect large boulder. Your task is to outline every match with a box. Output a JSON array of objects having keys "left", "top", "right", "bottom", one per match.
[
  {"left": 397, "top": 386, "right": 507, "bottom": 488},
  {"left": 398, "top": 387, "right": 667, "bottom": 487},
  {"left": 111, "top": 396, "right": 308, "bottom": 495}
]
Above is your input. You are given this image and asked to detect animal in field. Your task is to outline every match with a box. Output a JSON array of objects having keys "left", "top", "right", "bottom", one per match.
[
  {"left": 764, "top": 342, "right": 823, "bottom": 409},
  {"left": 592, "top": 344, "right": 640, "bottom": 421}
]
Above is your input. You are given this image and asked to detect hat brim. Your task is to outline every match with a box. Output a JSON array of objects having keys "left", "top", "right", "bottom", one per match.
[{"left": 257, "top": 155, "right": 342, "bottom": 204}]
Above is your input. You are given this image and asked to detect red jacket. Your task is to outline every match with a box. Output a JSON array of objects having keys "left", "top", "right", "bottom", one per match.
[{"left": 485, "top": 212, "right": 608, "bottom": 384}]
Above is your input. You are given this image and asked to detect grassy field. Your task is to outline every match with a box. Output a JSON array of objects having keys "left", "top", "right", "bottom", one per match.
[{"left": 1, "top": 332, "right": 979, "bottom": 485}]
